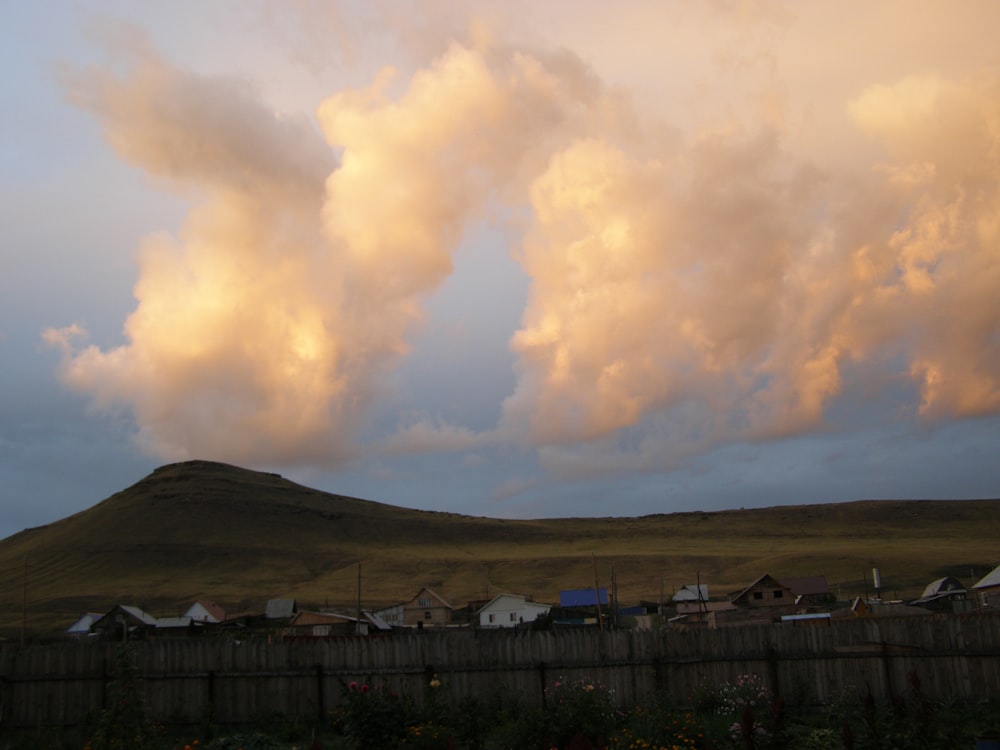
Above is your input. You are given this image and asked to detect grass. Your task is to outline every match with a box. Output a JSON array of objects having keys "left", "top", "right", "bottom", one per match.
[{"left": 0, "top": 460, "right": 997, "bottom": 639}]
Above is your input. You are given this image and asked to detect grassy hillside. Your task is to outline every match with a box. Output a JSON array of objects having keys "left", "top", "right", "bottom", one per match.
[{"left": 0, "top": 460, "right": 997, "bottom": 639}]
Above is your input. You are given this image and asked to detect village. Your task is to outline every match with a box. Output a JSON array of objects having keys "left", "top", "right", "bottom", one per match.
[{"left": 65, "top": 562, "right": 1000, "bottom": 642}]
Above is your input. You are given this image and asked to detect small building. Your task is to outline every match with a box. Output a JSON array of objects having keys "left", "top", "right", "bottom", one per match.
[
  {"left": 909, "top": 576, "right": 968, "bottom": 612},
  {"left": 91, "top": 605, "right": 158, "bottom": 640},
  {"left": 478, "top": 593, "right": 551, "bottom": 628},
  {"left": 66, "top": 612, "right": 102, "bottom": 639},
  {"left": 184, "top": 601, "right": 226, "bottom": 623},
  {"left": 835, "top": 597, "right": 933, "bottom": 619},
  {"left": 781, "top": 576, "right": 835, "bottom": 607},
  {"left": 284, "top": 610, "right": 393, "bottom": 638},
  {"left": 973, "top": 564, "right": 1000, "bottom": 609},
  {"left": 402, "top": 587, "right": 454, "bottom": 627}
]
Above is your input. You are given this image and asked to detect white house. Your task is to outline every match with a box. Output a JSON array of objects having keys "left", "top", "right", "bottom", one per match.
[{"left": 478, "top": 593, "right": 551, "bottom": 628}]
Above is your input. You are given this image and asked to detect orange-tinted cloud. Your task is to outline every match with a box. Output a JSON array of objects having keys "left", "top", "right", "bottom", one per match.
[{"left": 47, "top": 11, "right": 1000, "bottom": 477}]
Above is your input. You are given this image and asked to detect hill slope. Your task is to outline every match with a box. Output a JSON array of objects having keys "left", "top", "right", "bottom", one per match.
[{"left": 0, "top": 460, "right": 997, "bottom": 638}]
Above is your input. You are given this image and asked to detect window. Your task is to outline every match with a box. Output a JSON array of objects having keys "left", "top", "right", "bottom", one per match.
[
  {"left": 753, "top": 592, "right": 763, "bottom": 600},
  {"left": 774, "top": 590, "right": 783, "bottom": 599},
  {"left": 488, "top": 613, "right": 495, "bottom": 623},
  {"left": 509, "top": 612, "right": 517, "bottom": 621},
  {"left": 424, "top": 611, "right": 432, "bottom": 620},
  {"left": 418, "top": 598, "right": 430, "bottom": 606}
]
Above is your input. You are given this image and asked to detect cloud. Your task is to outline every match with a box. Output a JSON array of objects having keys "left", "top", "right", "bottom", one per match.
[
  {"left": 379, "top": 414, "right": 494, "bottom": 455},
  {"left": 46, "top": 13, "right": 1000, "bottom": 486}
]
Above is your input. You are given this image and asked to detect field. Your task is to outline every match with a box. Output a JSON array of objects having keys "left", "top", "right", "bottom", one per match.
[{"left": 0, "top": 460, "right": 997, "bottom": 639}]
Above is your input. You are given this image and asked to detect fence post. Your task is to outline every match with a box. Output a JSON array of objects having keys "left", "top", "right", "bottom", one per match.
[
  {"left": 766, "top": 645, "right": 780, "bottom": 699},
  {"left": 206, "top": 670, "right": 216, "bottom": 724},
  {"left": 316, "top": 664, "right": 325, "bottom": 721},
  {"left": 880, "top": 641, "right": 894, "bottom": 700},
  {"left": 538, "top": 661, "right": 547, "bottom": 709}
]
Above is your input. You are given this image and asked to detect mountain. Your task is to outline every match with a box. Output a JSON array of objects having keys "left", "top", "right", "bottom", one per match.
[{"left": 0, "top": 460, "right": 997, "bottom": 639}]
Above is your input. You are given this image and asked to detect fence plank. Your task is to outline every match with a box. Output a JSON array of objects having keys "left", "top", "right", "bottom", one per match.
[{"left": 2, "top": 612, "right": 999, "bottom": 728}]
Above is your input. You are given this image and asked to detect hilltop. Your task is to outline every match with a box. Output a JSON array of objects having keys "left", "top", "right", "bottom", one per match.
[{"left": 0, "top": 460, "right": 997, "bottom": 638}]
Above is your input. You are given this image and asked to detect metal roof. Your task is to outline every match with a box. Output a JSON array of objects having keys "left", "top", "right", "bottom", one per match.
[
  {"left": 265, "top": 599, "right": 297, "bottom": 619},
  {"left": 118, "top": 605, "right": 158, "bottom": 626},
  {"left": 672, "top": 584, "right": 709, "bottom": 602},
  {"left": 559, "top": 588, "right": 608, "bottom": 607},
  {"left": 973, "top": 564, "right": 1000, "bottom": 590}
]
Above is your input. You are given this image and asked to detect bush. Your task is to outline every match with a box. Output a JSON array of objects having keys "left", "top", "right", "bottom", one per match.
[{"left": 544, "top": 676, "right": 618, "bottom": 748}]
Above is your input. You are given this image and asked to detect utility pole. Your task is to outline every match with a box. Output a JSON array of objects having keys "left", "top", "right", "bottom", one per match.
[
  {"left": 356, "top": 562, "right": 363, "bottom": 634},
  {"left": 591, "top": 553, "right": 604, "bottom": 632},
  {"left": 20, "top": 555, "right": 27, "bottom": 648},
  {"left": 610, "top": 563, "right": 617, "bottom": 630}
]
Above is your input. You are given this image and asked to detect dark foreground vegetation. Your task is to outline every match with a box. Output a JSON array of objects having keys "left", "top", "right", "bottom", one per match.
[{"left": 4, "top": 646, "right": 999, "bottom": 750}]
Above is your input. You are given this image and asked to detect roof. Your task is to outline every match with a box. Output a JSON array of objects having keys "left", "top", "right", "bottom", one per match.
[
  {"left": 559, "top": 588, "right": 608, "bottom": 607},
  {"left": 478, "top": 593, "right": 552, "bottom": 614},
  {"left": 672, "top": 584, "right": 708, "bottom": 603},
  {"left": 729, "top": 574, "right": 793, "bottom": 603},
  {"left": 406, "top": 587, "right": 453, "bottom": 609},
  {"left": 118, "top": 605, "right": 158, "bottom": 626},
  {"left": 676, "top": 600, "right": 736, "bottom": 614},
  {"left": 919, "top": 577, "right": 966, "bottom": 598},
  {"left": 265, "top": 599, "right": 297, "bottom": 619},
  {"left": 973, "top": 563, "right": 1000, "bottom": 590},
  {"left": 66, "top": 613, "right": 102, "bottom": 635},
  {"left": 781, "top": 576, "right": 830, "bottom": 597},
  {"left": 289, "top": 611, "right": 356, "bottom": 627},
  {"left": 362, "top": 610, "right": 393, "bottom": 631},
  {"left": 156, "top": 616, "right": 193, "bottom": 629},
  {"left": 185, "top": 601, "right": 227, "bottom": 622}
]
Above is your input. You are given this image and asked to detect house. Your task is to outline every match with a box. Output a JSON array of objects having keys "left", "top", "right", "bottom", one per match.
[
  {"left": 66, "top": 612, "right": 102, "bottom": 639},
  {"left": 184, "top": 601, "right": 226, "bottom": 623},
  {"left": 909, "top": 576, "right": 969, "bottom": 612},
  {"left": 729, "top": 574, "right": 795, "bottom": 608},
  {"left": 402, "top": 587, "right": 454, "bottom": 627},
  {"left": 90, "top": 605, "right": 158, "bottom": 640},
  {"left": 477, "top": 593, "right": 551, "bottom": 628},
  {"left": 973, "top": 564, "right": 1000, "bottom": 609}
]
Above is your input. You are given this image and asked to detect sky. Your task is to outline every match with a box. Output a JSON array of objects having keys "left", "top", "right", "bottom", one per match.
[{"left": 3, "top": 0, "right": 1000, "bottom": 541}]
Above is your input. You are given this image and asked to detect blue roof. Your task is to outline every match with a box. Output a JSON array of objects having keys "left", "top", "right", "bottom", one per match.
[{"left": 559, "top": 588, "right": 608, "bottom": 607}]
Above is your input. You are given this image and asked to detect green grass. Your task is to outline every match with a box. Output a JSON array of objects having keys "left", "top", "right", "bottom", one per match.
[{"left": 0, "top": 460, "right": 997, "bottom": 639}]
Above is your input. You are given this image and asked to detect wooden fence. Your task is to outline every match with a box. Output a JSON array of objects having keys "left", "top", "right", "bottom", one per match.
[{"left": 1, "top": 611, "right": 999, "bottom": 729}]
